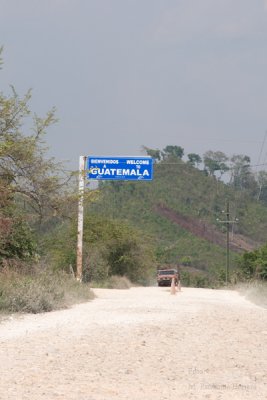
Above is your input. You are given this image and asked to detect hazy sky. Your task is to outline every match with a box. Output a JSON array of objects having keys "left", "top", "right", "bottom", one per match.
[{"left": 1, "top": 0, "right": 267, "bottom": 170}]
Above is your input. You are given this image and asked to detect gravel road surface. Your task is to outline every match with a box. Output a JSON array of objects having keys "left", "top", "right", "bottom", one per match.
[{"left": 0, "top": 287, "right": 266, "bottom": 400}]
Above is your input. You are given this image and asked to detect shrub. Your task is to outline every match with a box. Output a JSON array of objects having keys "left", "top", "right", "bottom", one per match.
[
  {"left": 237, "top": 244, "right": 267, "bottom": 281},
  {"left": 0, "top": 268, "right": 94, "bottom": 314},
  {"left": 180, "top": 256, "right": 192, "bottom": 266},
  {"left": 46, "top": 215, "right": 155, "bottom": 285},
  {"left": 92, "top": 275, "right": 132, "bottom": 289},
  {"left": 0, "top": 215, "right": 36, "bottom": 264},
  {"left": 180, "top": 269, "right": 212, "bottom": 288},
  {"left": 83, "top": 245, "right": 109, "bottom": 283},
  {"left": 180, "top": 270, "right": 191, "bottom": 286},
  {"left": 104, "top": 275, "right": 132, "bottom": 289},
  {"left": 191, "top": 275, "right": 210, "bottom": 288}
]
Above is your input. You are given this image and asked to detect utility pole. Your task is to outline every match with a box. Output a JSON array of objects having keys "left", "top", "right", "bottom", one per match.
[
  {"left": 217, "top": 201, "right": 238, "bottom": 285},
  {"left": 226, "top": 201, "right": 230, "bottom": 285},
  {"left": 76, "top": 155, "right": 86, "bottom": 282}
]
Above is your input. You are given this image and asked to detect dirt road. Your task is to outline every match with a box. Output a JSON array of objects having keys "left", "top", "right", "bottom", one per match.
[{"left": 0, "top": 287, "right": 266, "bottom": 400}]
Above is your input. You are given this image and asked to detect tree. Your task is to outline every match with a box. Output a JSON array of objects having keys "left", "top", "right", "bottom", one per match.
[
  {"left": 255, "top": 170, "right": 267, "bottom": 202},
  {"left": 0, "top": 48, "right": 70, "bottom": 263},
  {"left": 203, "top": 151, "right": 229, "bottom": 178},
  {"left": 229, "top": 154, "right": 256, "bottom": 192},
  {"left": 187, "top": 153, "right": 202, "bottom": 167},
  {"left": 142, "top": 146, "right": 161, "bottom": 162},
  {"left": 0, "top": 52, "right": 71, "bottom": 223},
  {"left": 238, "top": 245, "right": 267, "bottom": 280},
  {"left": 161, "top": 145, "right": 184, "bottom": 160}
]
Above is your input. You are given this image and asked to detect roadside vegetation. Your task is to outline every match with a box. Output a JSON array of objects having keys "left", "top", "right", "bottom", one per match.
[
  {"left": 44, "top": 215, "right": 155, "bottom": 286},
  {"left": 91, "top": 275, "right": 132, "bottom": 290},
  {"left": 0, "top": 266, "right": 93, "bottom": 314},
  {"left": 1, "top": 48, "right": 267, "bottom": 316},
  {"left": 0, "top": 47, "right": 94, "bottom": 314}
]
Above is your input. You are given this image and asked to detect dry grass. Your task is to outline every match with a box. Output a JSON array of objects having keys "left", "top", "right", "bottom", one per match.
[
  {"left": 0, "top": 268, "right": 94, "bottom": 314},
  {"left": 235, "top": 280, "right": 267, "bottom": 309},
  {"left": 92, "top": 275, "right": 132, "bottom": 289}
]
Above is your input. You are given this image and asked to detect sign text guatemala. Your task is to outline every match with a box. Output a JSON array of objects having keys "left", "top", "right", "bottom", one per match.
[{"left": 87, "top": 156, "right": 153, "bottom": 181}]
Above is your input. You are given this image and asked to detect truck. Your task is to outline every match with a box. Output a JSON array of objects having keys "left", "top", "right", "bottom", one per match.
[{"left": 157, "top": 268, "right": 180, "bottom": 287}]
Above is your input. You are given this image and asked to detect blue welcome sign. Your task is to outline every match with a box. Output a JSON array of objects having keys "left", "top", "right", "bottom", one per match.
[{"left": 87, "top": 156, "right": 153, "bottom": 181}]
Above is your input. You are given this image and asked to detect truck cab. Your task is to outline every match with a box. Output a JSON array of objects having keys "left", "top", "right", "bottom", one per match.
[{"left": 157, "top": 268, "right": 179, "bottom": 287}]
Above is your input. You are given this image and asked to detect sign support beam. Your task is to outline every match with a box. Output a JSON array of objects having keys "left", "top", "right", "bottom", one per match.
[{"left": 76, "top": 155, "right": 86, "bottom": 282}]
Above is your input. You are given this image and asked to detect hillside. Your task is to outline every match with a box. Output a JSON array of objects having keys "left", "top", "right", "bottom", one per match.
[
  {"left": 155, "top": 204, "right": 257, "bottom": 252},
  {"left": 88, "top": 159, "right": 267, "bottom": 277}
]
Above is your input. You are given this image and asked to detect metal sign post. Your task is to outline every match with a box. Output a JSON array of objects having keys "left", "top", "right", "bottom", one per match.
[{"left": 76, "top": 155, "right": 86, "bottom": 281}]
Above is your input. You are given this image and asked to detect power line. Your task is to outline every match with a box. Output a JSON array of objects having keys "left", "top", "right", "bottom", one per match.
[{"left": 154, "top": 161, "right": 267, "bottom": 170}]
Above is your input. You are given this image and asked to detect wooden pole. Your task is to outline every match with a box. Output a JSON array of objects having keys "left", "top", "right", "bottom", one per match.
[{"left": 76, "top": 156, "right": 86, "bottom": 282}]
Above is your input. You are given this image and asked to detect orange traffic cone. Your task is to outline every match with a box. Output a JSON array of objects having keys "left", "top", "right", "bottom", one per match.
[{"left": 171, "top": 277, "right": 176, "bottom": 295}]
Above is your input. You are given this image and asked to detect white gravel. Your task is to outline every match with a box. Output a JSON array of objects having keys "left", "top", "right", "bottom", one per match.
[{"left": 0, "top": 286, "right": 266, "bottom": 400}]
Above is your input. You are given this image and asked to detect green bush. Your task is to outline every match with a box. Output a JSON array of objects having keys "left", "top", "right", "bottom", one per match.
[
  {"left": 180, "top": 270, "right": 191, "bottom": 286},
  {"left": 180, "top": 256, "right": 192, "bottom": 266},
  {"left": 191, "top": 275, "right": 210, "bottom": 288},
  {"left": 237, "top": 244, "right": 267, "bottom": 281},
  {"left": 0, "top": 215, "right": 36, "bottom": 264},
  {"left": 216, "top": 268, "right": 227, "bottom": 284},
  {"left": 45, "top": 215, "right": 155, "bottom": 285},
  {"left": 180, "top": 270, "right": 211, "bottom": 288}
]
